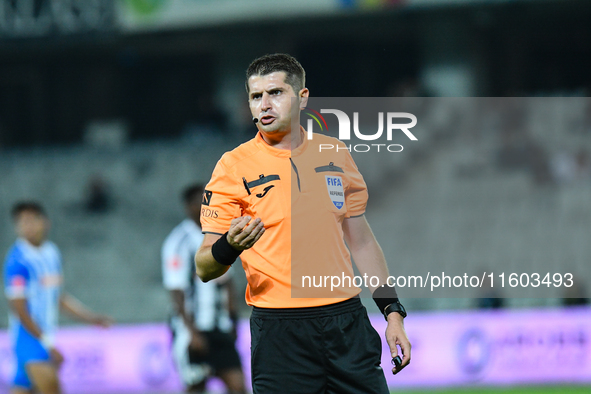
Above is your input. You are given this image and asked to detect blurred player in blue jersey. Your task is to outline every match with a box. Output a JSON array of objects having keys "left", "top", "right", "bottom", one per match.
[
  {"left": 3, "top": 202, "right": 112, "bottom": 394},
  {"left": 162, "top": 185, "right": 245, "bottom": 394}
]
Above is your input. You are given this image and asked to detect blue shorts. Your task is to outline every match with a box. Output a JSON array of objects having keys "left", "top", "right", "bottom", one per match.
[{"left": 12, "top": 326, "right": 51, "bottom": 389}]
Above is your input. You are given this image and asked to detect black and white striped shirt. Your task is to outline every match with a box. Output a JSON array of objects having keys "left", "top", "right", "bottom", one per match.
[{"left": 161, "top": 219, "right": 233, "bottom": 332}]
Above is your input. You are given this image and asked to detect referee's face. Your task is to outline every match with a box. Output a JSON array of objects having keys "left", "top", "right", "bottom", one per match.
[{"left": 248, "top": 71, "right": 306, "bottom": 136}]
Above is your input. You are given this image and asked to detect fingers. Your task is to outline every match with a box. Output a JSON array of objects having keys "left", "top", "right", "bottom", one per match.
[
  {"left": 248, "top": 225, "right": 266, "bottom": 248},
  {"left": 238, "top": 219, "right": 265, "bottom": 248},
  {"left": 228, "top": 216, "right": 265, "bottom": 250},
  {"left": 233, "top": 217, "right": 261, "bottom": 244},
  {"left": 99, "top": 316, "right": 114, "bottom": 328},
  {"left": 386, "top": 334, "right": 399, "bottom": 360},
  {"left": 228, "top": 216, "right": 252, "bottom": 239},
  {"left": 386, "top": 320, "right": 411, "bottom": 375},
  {"left": 393, "top": 338, "right": 411, "bottom": 374},
  {"left": 92, "top": 314, "right": 113, "bottom": 328}
]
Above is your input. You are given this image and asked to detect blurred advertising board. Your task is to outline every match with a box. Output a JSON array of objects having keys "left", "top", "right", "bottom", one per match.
[
  {"left": 0, "top": 307, "right": 589, "bottom": 392},
  {"left": 116, "top": 0, "right": 339, "bottom": 32},
  {"left": 379, "top": 306, "right": 591, "bottom": 388},
  {"left": 115, "top": 0, "right": 561, "bottom": 33}
]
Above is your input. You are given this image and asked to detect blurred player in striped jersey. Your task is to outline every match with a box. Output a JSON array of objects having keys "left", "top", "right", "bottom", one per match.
[
  {"left": 162, "top": 185, "right": 245, "bottom": 394},
  {"left": 3, "top": 202, "right": 112, "bottom": 394}
]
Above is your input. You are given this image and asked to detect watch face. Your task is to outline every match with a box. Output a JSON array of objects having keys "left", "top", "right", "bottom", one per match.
[{"left": 398, "top": 303, "right": 407, "bottom": 317}]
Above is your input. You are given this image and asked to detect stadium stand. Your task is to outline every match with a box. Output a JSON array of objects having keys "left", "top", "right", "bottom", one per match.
[
  {"left": 0, "top": 133, "right": 238, "bottom": 325},
  {"left": 1, "top": 98, "right": 590, "bottom": 326}
]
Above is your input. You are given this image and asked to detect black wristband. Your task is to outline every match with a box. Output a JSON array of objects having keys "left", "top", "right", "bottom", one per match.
[
  {"left": 211, "top": 232, "right": 242, "bottom": 266},
  {"left": 372, "top": 285, "right": 399, "bottom": 314}
]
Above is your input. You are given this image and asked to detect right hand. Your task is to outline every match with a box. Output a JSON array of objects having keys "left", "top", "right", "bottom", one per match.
[
  {"left": 49, "top": 347, "right": 64, "bottom": 368},
  {"left": 189, "top": 329, "right": 209, "bottom": 355},
  {"left": 227, "top": 216, "right": 265, "bottom": 251}
]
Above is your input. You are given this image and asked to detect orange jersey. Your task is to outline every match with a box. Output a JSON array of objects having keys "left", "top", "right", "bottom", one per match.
[{"left": 201, "top": 128, "right": 368, "bottom": 308}]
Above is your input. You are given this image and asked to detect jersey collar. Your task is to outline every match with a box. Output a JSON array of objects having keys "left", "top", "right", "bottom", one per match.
[
  {"left": 17, "top": 238, "right": 48, "bottom": 253},
  {"left": 254, "top": 127, "right": 308, "bottom": 158},
  {"left": 291, "top": 126, "right": 308, "bottom": 158}
]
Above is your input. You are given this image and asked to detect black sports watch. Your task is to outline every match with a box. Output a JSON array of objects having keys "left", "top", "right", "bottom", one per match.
[{"left": 383, "top": 301, "right": 407, "bottom": 320}]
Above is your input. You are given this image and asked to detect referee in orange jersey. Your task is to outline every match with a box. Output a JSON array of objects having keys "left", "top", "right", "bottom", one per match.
[{"left": 195, "top": 53, "right": 411, "bottom": 394}]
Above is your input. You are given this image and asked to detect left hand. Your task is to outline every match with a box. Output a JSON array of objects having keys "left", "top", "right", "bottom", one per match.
[
  {"left": 227, "top": 216, "right": 266, "bottom": 251},
  {"left": 385, "top": 313, "right": 411, "bottom": 375},
  {"left": 90, "top": 314, "right": 114, "bottom": 328},
  {"left": 49, "top": 347, "right": 65, "bottom": 368}
]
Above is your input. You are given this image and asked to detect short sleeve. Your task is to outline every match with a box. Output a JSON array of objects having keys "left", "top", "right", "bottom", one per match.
[
  {"left": 201, "top": 158, "right": 242, "bottom": 235},
  {"left": 343, "top": 149, "right": 368, "bottom": 218},
  {"left": 49, "top": 243, "right": 64, "bottom": 285},
  {"left": 4, "top": 252, "right": 30, "bottom": 299},
  {"left": 161, "top": 237, "right": 191, "bottom": 290}
]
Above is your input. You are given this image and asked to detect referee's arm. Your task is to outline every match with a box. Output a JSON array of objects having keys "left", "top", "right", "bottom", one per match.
[
  {"left": 195, "top": 233, "right": 230, "bottom": 282},
  {"left": 195, "top": 216, "right": 265, "bottom": 282},
  {"left": 343, "top": 215, "right": 390, "bottom": 291},
  {"left": 343, "top": 215, "right": 412, "bottom": 374}
]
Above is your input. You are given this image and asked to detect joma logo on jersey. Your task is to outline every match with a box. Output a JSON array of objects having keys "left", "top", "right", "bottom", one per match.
[
  {"left": 256, "top": 185, "right": 274, "bottom": 198},
  {"left": 325, "top": 176, "right": 345, "bottom": 209}
]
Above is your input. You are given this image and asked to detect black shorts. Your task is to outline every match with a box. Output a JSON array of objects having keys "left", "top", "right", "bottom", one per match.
[
  {"left": 250, "top": 297, "right": 389, "bottom": 394},
  {"left": 169, "top": 316, "right": 242, "bottom": 386}
]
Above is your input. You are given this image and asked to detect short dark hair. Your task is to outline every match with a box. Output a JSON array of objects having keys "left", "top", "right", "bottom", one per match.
[
  {"left": 246, "top": 53, "right": 306, "bottom": 94},
  {"left": 11, "top": 201, "right": 46, "bottom": 220},
  {"left": 182, "top": 184, "right": 204, "bottom": 205}
]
